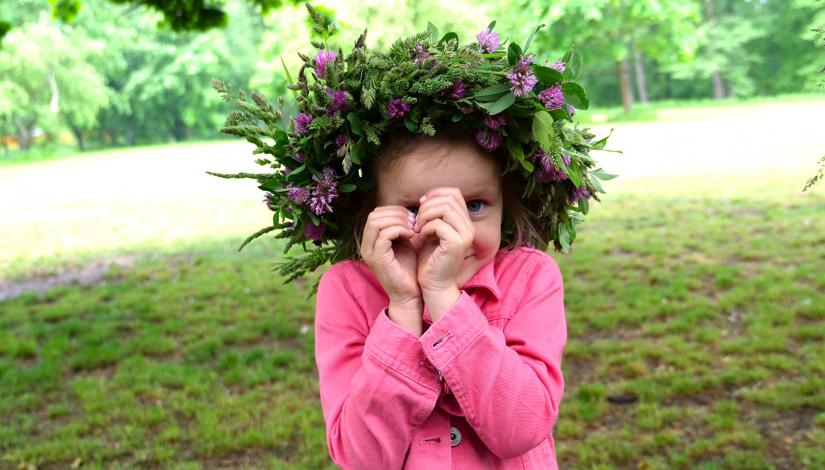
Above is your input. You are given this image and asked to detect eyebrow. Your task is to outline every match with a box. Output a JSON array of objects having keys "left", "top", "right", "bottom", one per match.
[{"left": 398, "top": 187, "right": 498, "bottom": 202}]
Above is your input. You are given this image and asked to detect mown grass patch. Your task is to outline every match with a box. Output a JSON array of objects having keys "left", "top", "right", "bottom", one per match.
[{"left": 1, "top": 168, "right": 824, "bottom": 467}]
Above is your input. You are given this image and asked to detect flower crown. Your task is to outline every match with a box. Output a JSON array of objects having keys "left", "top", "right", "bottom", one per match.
[{"left": 209, "top": 4, "right": 617, "bottom": 296}]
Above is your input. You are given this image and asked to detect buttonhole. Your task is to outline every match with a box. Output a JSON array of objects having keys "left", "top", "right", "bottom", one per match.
[{"left": 432, "top": 332, "right": 451, "bottom": 349}]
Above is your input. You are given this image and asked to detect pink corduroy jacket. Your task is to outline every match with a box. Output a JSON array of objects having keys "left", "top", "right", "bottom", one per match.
[{"left": 314, "top": 246, "right": 567, "bottom": 469}]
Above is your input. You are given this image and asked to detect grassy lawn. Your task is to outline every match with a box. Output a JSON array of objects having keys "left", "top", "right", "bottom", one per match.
[
  {"left": 1, "top": 99, "right": 825, "bottom": 467},
  {"left": 1, "top": 169, "right": 823, "bottom": 469}
]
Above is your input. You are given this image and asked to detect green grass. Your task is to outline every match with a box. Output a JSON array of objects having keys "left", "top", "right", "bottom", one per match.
[
  {"left": 2, "top": 97, "right": 825, "bottom": 468},
  {"left": 2, "top": 169, "right": 823, "bottom": 468}
]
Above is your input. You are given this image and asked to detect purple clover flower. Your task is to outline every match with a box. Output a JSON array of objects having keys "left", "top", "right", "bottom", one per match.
[
  {"left": 325, "top": 88, "right": 348, "bottom": 114},
  {"left": 531, "top": 149, "right": 570, "bottom": 183},
  {"left": 262, "top": 191, "right": 277, "bottom": 208},
  {"left": 287, "top": 185, "right": 311, "bottom": 205},
  {"left": 550, "top": 60, "right": 566, "bottom": 73},
  {"left": 438, "top": 80, "right": 466, "bottom": 100},
  {"left": 314, "top": 50, "right": 336, "bottom": 76},
  {"left": 570, "top": 187, "right": 591, "bottom": 204},
  {"left": 305, "top": 221, "right": 326, "bottom": 242},
  {"left": 294, "top": 113, "right": 313, "bottom": 134},
  {"left": 566, "top": 104, "right": 576, "bottom": 117},
  {"left": 476, "top": 29, "right": 500, "bottom": 53},
  {"left": 293, "top": 151, "right": 305, "bottom": 163},
  {"left": 458, "top": 104, "right": 475, "bottom": 114},
  {"left": 538, "top": 85, "right": 564, "bottom": 110},
  {"left": 387, "top": 98, "right": 411, "bottom": 118},
  {"left": 412, "top": 43, "right": 430, "bottom": 65},
  {"left": 475, "top": 128, "right": 503, "bottom": 151},
  {"left": 309, "top": 166, "right": 338, "bottom": 215},
  {"left": 483, "top": 114, "right": 507, "bottom": 130},
  {"left": 335, "top": 133, "right": 348, "bottom": 147},
  {"left": 506, "top": 54, "right": 538, "bottom": 97}
]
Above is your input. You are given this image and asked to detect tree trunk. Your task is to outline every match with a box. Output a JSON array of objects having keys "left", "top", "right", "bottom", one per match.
[
  {"left": 13, "top": 116, "right": 33, "bottom": 151},
  {"left": 617, "top": 59, "right": 633, "bottom": 113},
  {"left": 631, "top": 42, "right": 649, "bottom": 104},
  {"left": 70, "top": 124, "right": 86, "bottom": 151},
  {"left": 171, "top": 113, "right": 187, "bottom": 141},
  {"left": 704, "top": 0, "right": 726, "bottom": 100},
  {"left": 1, "top": 116, "right": 8, "bottom": 158}
]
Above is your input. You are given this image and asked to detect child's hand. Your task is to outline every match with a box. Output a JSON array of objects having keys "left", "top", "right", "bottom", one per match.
[
  {"left": 413, "top": 187, "right": 474, "bottom": 296},
  {"left": 360, "top": 205, "right": 421, "bottom": 305}
]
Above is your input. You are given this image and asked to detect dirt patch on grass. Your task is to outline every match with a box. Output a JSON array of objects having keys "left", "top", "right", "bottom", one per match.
[{"left": 0, "top": 254, "right": 139, "bottom": 302}]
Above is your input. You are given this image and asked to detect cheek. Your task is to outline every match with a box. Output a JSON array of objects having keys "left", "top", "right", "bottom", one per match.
[{"left": 471, "top": 219, "right": 501, "bottom": 249}]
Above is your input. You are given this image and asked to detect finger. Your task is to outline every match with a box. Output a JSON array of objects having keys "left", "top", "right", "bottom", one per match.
[
  {"left": 419, "top": 187, "right": 464, "bottom": 204},
  {"left": 374, "top": 225, "right": 416, "bottom": 258},
  {"left": 418, "top": 218, "right": 462, "bottom": 248},
  {"left": 362, "top": 209, "right": 414, "bottom": 258},
  {"left": 414, "top": 195, "right": 472, "bottom": 236}
]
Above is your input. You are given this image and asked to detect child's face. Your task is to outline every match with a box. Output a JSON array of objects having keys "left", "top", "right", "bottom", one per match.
[{"left": 376, "top": 138, "right": 503, "bottom": 289}]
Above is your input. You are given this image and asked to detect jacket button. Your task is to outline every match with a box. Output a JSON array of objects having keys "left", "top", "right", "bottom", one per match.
[{"left": 450, "top": 426, "right": 462, "bottom": 447}]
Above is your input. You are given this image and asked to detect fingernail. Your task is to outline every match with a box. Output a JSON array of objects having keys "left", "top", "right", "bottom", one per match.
[{"left": 419, "top": 195, "right": 427, "bottom": 203}]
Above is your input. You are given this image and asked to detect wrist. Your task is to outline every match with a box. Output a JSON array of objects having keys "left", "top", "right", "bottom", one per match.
[
  {"left": 422, "top": 286, "right": 462, "bottom": 322},
  {"left": 387, "top": 298, "right": 423, "bottom": 336}
]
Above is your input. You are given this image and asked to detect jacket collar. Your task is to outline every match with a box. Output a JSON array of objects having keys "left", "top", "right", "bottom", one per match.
[{"left": 460, "top": 252, "right": 502, "bottom": 301}]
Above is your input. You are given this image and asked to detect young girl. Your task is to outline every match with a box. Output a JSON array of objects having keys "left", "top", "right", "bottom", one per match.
[
  {"left": 213, "top": 12, "right": 610, "bottom": 468},
  {"left": 314, "top": 124, "right": 567, "bottom": 469}
]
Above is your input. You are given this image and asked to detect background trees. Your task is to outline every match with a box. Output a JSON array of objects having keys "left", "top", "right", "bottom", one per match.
[{"left": 0, "top": 0, "right": 821, "bottom": 155}]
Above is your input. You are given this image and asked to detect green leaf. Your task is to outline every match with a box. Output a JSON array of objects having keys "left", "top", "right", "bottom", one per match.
[
  {"left": 427, "top": 22, "right": 439, "bottom": 44},
  {"left": 476, "top": 92, "right": 516, "bottom": 115},
  {"left": 590, "top": 167, "right": 618, "bottom": 181},
  {"left": 351, "top": 138, "right": 366, "bottom": 165},
  {"left": 507, "top": 137, "right": 524, "bottom": 163},
  {"left": 532, "top": 64, "right": 563, "bottom": 86},
  {"left": 481, "top": 52, "right": 506, "bottom": 59},
  {"left": 558, "top": 220, "right": 572, "bottom": 252},
  {"left": 437, "top": 32, "right": 458, "bottom": 48},
  {"left": 347, "top": 113, "right": 363, "bottom": 136},
  {"left": 487, "top": 20, "right": 497, "bottom": 31},
  {"left": 589, "top": 174, "right": 606, "bottom": 194},
  {"left": 566, "top": 161, "right": 583, "bottom": 188},
  {"left": 520, "top": 159, "right": 534, "bottom": 172},
  {"left": 562, "top": 82, "right": 589, "bottom": 110},
  {"left": 562, "top": 48, "right": 581, "bottom": 80},
  {"left": 280, "top": 56, "right": 294, "bottom": 86},
  {"left": 549, "top": 108, "right": 569, "bottom": 122},
  {"left": 339, "top": 183, "right": 357, "bottom": 192},
  {"left": 403, "top": 117, "right": 418, "bottom": 132},
  {"left": 472, "top": 83, "right": 510, "bottom": 101},
  {"left": 578, "top": 197, "right": 589, "bottom": 215},
  {"left": 523, "top": 24, "right": 545, "bottom": 53},
  {"left": 532, "top": 110, "right": 556, "bottom": 153},
  {"left": 507, "top": 42, "right": 522, "bottom": 66},
  {"left": 591, "top": 129, "right": 613, "bottom": 150},
  {"left": 286, "top": 164, "right": 306, "bottom": 180}
]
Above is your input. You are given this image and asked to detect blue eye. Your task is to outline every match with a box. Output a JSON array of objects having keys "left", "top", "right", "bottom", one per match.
[{"left": 467, "top": 200, "right": 485, "bottom": 214}]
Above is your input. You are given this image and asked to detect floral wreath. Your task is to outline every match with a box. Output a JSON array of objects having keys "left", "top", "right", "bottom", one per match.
[{"left": 209, "top": 4, "right": 617, "bottom": 296}]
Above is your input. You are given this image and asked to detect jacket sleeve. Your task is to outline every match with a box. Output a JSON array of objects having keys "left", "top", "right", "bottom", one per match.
[
  {"left": 314, "top": 263, "right": 443, "bottom": 469},
  {"left": 418, "top": 252, "right": 567, "bottom": 459}
]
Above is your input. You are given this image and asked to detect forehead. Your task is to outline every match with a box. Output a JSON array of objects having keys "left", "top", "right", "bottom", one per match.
[{"left": 377, "top": 139, "right": 501, "bottom": 202}]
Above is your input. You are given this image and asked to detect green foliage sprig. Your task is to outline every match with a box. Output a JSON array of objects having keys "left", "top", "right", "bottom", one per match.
[{"left": 211, "top": 4, "right": 617, "bottom": 297}]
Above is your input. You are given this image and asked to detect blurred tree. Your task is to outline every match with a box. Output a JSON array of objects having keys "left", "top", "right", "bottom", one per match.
[
  {"left": 0, "top": 0, "right": 299, "bottom": 41},
  {"left": 0, "top": 15, "right": 109, "bottom": 150},
  {"left": 531, "top": 0, "right": 702, "bottom": 113}
]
